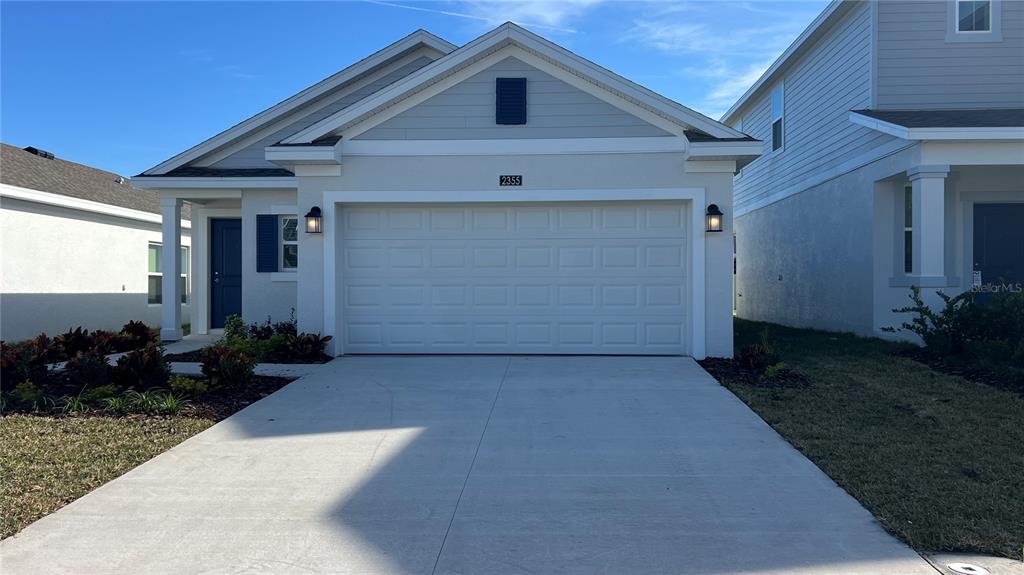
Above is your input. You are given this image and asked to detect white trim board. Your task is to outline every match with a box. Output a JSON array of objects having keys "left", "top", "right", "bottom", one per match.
[
  {"left": 848, "top": 112, "right": 1024, "bottom": 141},
  {"left": 142, "top": 30, "right": 456, "bottom": 175},
  {"left": 320, "top": 187, "right": 708, "bottom": 359},
  {"left": 285, "top": 23, "right": 741, "bottom": 144},
  {"left": 0, "top": 183, "right": 191, "bottom": 228},
  {"left": 132, "top": 177, "right": 296, "bottom": 190}
]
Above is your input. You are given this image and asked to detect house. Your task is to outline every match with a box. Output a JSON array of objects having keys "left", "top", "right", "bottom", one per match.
[
  {"left": 132, "top": 23, "right": 761, "bottom": 358},
  {"left": 723, "top": 0, "right": 1024, "bottom": 337},
  {"left": 0, "top": 143, "right": 192, "bottom": 341}
]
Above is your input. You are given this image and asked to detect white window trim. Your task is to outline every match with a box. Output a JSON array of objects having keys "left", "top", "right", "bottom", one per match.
[
  {"left": 280, "top": 215, "right": 299, "bottom": 271},
  {"left": 947, "top": 0, "right": 1002, "bottom": 42},
  {"left": 148, "top": 243, "right": 190, "bottom": 306}
]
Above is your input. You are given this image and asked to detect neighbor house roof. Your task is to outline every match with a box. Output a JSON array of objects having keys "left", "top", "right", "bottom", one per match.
[
  {"left": 1, "top": 143, "right": 189, "bottom": 217},
  {"left": 850, "top": 109, "right": 1024, "bottom": 128},
  {"left": 848, "top": 109, "right": 1024, "bottom": 140}
]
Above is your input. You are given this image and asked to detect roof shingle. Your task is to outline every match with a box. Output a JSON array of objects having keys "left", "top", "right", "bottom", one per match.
[{"left": 852, "top": 109, "right": 1024, "bottom": 128}]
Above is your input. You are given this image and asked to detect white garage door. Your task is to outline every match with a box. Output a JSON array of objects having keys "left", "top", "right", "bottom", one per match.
[{"left": 339, "top": 202, "right": 689, "bottom": 354}]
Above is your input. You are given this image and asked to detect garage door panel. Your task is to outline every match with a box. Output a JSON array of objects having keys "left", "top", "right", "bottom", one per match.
[{"left": 339, "top": 202, "right": 689, "bottom": 355}]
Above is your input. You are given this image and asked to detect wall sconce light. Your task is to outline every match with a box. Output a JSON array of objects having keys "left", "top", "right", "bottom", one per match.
[
  {"left": 304, "top": 206, "right": 323, "bottom": 234},
  {"left": 705, "top": 204, "right": 724, "bottom": 233}
]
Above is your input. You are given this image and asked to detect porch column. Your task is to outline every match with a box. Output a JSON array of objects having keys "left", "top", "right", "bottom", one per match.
[
  {"left": 160, "top": 196, "right": 183, "bottom": 341},
  {"left": 908, "top": 165, "right": 949, "bottom": 280}
]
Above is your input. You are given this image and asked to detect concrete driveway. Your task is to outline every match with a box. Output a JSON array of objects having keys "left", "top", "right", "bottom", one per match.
[{"left": 2, "top": 356, "right": 935, "bottom": 574}]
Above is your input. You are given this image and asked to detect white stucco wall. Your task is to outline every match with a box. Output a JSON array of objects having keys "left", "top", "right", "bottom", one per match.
[
  {"left": 1, "top": 198, "right": 191, "bottom": 342},
  {"left": 240, "top": 189, "right": 299, "bottom": 326},
  {"left": 295, "top": 152, "right": 736, "bottom": 357}
]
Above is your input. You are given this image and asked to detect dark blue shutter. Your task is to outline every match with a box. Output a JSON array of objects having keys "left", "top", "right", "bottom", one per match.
[
  {"left": 256, "top": 214, "right": 278, "bottom": 273},
  {"left": 496, "top": 77, "right": 527, "bottom": 125}
]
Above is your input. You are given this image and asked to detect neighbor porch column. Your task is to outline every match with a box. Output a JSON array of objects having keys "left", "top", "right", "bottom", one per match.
[
  {"left": 908, "top": 165, "right": 949, "bottom": 280},
  {"left": 160, "top": 196, "right": 183, "bottom": 341}
]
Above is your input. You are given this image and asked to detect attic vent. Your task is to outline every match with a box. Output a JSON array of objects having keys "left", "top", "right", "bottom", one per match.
[
  {"left": 115, "top": 176, "right": 126, "bottom": 184},
  {"left": 24, "top": 147, "right": 55, "bottom": 160},
  {"left": 496, "top": 78, "right": 527, "bottom": 125}
]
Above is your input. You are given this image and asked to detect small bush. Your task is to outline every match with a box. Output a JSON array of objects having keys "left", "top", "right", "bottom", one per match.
[
  {"left": 760, "top": 362, "right": 789, "bottom": 383},
  {"left": 120, "top": 320, "right": 159, "bottom": 349},
  {"left": 168, "top": 374, "right": 207, "bottom": 397},
  {"left": 222, "top": 315, "right": 247, "bottom": 344},
  {"left": 1, "top": 338, "right": 51, "bottom": 386},
  {"left": 102, "top": 395, "right": 129, "bottom": 414},
  {"left": 286, "top": 333, "right": 333, "bottom": 362},
  {"left": 54, "top": 327, "right": 96, "bottom": 359},
  {"left": 111, "top": 343, "right": 169, "bottom": 390},
  {"left": 58, "top": 394, "right": 89, "bottom": 414},
  {"left": 7, "top": 381, "right": 45, "bottom": 411},
  {"left": 80, "top": 384, "right": 121, "bottom": 404},
  {"left": 200, "top": 345, "right": 255, "bottom": 390},
  {"left": 273, "top": 310, "right": 298, "bottom": 338},
  {"left": 737, "top": 328, "right": 779, "bottom": 372},
  {"left": 64, "top": 349, "right": 111, "bottom": 390},
  {"left": 247, "top": 317, "right": 276, "bottom": 341}
]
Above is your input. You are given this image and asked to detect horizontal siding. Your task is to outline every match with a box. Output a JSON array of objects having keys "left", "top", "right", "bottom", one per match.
[
  {"left": 210, "top": 56, "right": 436, "bottom": 169},
  {"left": 355, "top": 57, "right": 671, "bottom": 140},
  {"left": 734, "top": 1, "right": 897, "bottom": 215},
  {"left": 876, "top": 0, "right": 1024, "bottom": 109}
]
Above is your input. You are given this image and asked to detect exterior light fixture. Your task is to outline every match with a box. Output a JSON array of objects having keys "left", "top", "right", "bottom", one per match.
[
  {"left": 706, "top": 204, "right": 724, "bottom": 233},
  {"left": 304, "top": 206, "right": 323, "bottom": 234}
]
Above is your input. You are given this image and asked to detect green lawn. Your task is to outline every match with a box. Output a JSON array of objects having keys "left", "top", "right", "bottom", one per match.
[
  {"left": 0, "top": 415, "right": 212, "bottom": 539},
  {"left": 714, "top": 319, "right": 1024, "bottom": 560}
]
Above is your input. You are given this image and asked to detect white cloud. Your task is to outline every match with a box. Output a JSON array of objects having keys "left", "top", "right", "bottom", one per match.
[
  {"left": 456, "top": 0, "right": 604, "bottom": 31},
  {"left": 685, "top": 58, "right": 774, "bottom": 119}
]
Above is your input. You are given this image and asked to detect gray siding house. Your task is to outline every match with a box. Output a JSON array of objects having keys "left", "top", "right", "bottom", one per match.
[{"left": 723, "top": 0, "right": 1023, "bottom": 337}]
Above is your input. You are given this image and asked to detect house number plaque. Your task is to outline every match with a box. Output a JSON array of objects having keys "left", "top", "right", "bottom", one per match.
[{"left": 499, "top": 175, "right": 523, "bottom": 186}]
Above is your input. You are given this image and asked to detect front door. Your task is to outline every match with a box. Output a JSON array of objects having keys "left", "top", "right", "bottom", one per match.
[
  {"left": 973, "top": 203, "right": 1024, "bottom": 295},
  {"left": 211, "top": 218, "right": 242, "bottom": 329}
]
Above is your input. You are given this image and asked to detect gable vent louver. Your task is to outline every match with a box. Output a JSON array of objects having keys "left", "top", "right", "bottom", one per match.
[{"left": 496, "top": 77, "right": 527, "bottom": 125}]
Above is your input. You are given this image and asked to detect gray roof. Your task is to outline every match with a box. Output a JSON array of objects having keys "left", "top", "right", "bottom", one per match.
[
  {"left": 852, "top": 108, "right": 1024, "bottom": 128},
  {"left": 157, "top": 167, "right": 294, "bottom": 178},
  {"left": 684, "top": 130, "right": 758, "bottom": 143},
  {"left": 1, "top": 143, "right": 189, "bottom": 218}
]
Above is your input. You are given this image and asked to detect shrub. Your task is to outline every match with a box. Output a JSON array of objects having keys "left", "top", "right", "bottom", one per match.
[
  {"left": 891, "top": 287, "right": 1024, "bottom": 359},
  {"left": 222, "top": 314, "right": 248, "bottom": 344},
  {"left": 200, "top": 345, "right": 255, "bottom": 390},
  {"left": 247, "top": 317, "right": 276, "bottom": 341},
  {"left": 102, "top": 395, "right": 129, "bottom": 414},
  {"left": 58, "top": 394, "right": 89, "bottom": 414},
  {"left": 111, "top": 343, "right": 169, "bottom": 390},
  {"left": 80, "top": 384, "right": 120, "bottom": 404},
  {"left": 120, "top": 320, "right": 159, "bottom": 349},
  {"left": 168, "top": 374, "right": 207, "bottom": 397},
  {"left": 7, "top": 381, "right": 45, "bottom": 411},
  {"left": 90, "top": 330, "right": 125, "bottom": 354},
  {"left": 737, "top": 328, "right": 779, "bottom": 372},
  {"left": 286, "top": 333, "right": 332, "bottom": 362},
  {"left": 65, "top": 349, "right": 111, "bottom": 390},
  {"left": 1, "top": 338, "right": 51, "bottom": 386},
  {"left": 273, "top": 310, "right": 298, "bottom": 338},
  {"left": 120, "top": 390, "right": 188, "bottom": 414},
  {"left": 54, "top": 327, "right": 96, "bottom": 359},
  {"left": 890, "top": 286, "right": 977, "bottom": 355},
  {"left": 760, "top": 362, "right": 789, "bottom": 383}
]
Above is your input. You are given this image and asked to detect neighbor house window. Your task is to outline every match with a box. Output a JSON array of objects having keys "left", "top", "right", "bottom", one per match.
[
  {"left": 281, "top": 216, "right": 298, "bottom": 269},
  {"left": 958, "top": 0, "right": 991, "bottom": 31},
  {"left": 771, "top": 84, "right": 784, "bottom": 152},
  {"left": 148, "top": 243, "right": 189, "bottom": 304},
  {"left": 904, "top": 186, "right": 913, "bottom": 274}
]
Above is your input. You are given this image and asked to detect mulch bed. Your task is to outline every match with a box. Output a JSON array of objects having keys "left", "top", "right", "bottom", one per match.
[
  {"left": 179, "top": 375, "right": 295, "bottom": 421},
  {"left": 895, "top": 347, "right": 1023, "bottom": 396},
  {"left": 698, "top": 357, "right": 809, "bottom": 389},
  {"left": 165, "top": 349, "right": 331, "bottom": 364}
]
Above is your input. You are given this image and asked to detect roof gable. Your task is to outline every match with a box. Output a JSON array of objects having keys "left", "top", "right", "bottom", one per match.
[
  {"left": 284, "top": 23, "right": 743, "bottom": 144},
  {"left": 354, "top": 56, "right": 672, "bottom": 140},
  {"left": 143, "top": 30, "right": 455, "bottom": 175}
]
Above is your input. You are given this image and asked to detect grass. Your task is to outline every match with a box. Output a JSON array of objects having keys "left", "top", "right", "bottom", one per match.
[
  {"left": 711, "top": 319, "right": 1024, "bottom": 560},
  {"left": 0, "top": 414, "right": 212, "bottom": 539}
]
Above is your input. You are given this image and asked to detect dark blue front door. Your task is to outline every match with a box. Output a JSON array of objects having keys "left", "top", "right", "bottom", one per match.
[
  {"left": 211, "top": 219, "right": 242, "bottom": 329},
  {"left": 973, "top": 203, "right": 1024, "bottom": 294}
]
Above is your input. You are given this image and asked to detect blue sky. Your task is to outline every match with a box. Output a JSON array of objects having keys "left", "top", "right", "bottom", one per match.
[{"left": 1, "top": 1, "right": 827, "bottom": 176}]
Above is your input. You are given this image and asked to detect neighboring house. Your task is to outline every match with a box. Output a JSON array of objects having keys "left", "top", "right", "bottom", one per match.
[
  {"left": 133, "top": 24, "right": 761, "bottom": 358},
  {"left": 0, "top": 144, "right": 192, "bottom": 341},
  {"left": 723, "top": 0, "right": 1023, "bottom": 338}
]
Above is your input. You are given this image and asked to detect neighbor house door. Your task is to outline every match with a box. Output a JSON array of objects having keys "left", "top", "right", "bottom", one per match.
[
  {"left": 210, "top": 218, "right": 242, "bottom": 329},
  {"left": 973, "top": 203, "right": 1024, "bottom": 294}
]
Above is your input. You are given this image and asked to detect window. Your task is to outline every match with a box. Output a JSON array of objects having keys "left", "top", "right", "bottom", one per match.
[
  {"left": 771, "top": 84, "right": 784, "bottom": 152},
  {"left": 281, "top": 216, "right": 298, "bottom": 269},
  {"left": 904, "top": 186, "right": 913, "bottom": 274},
  {"left": 148, "top": 243, "right": 189, "bottom": 304},
  {"left": 958, "top": 0, "right": 991, "bottom": 31}
]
